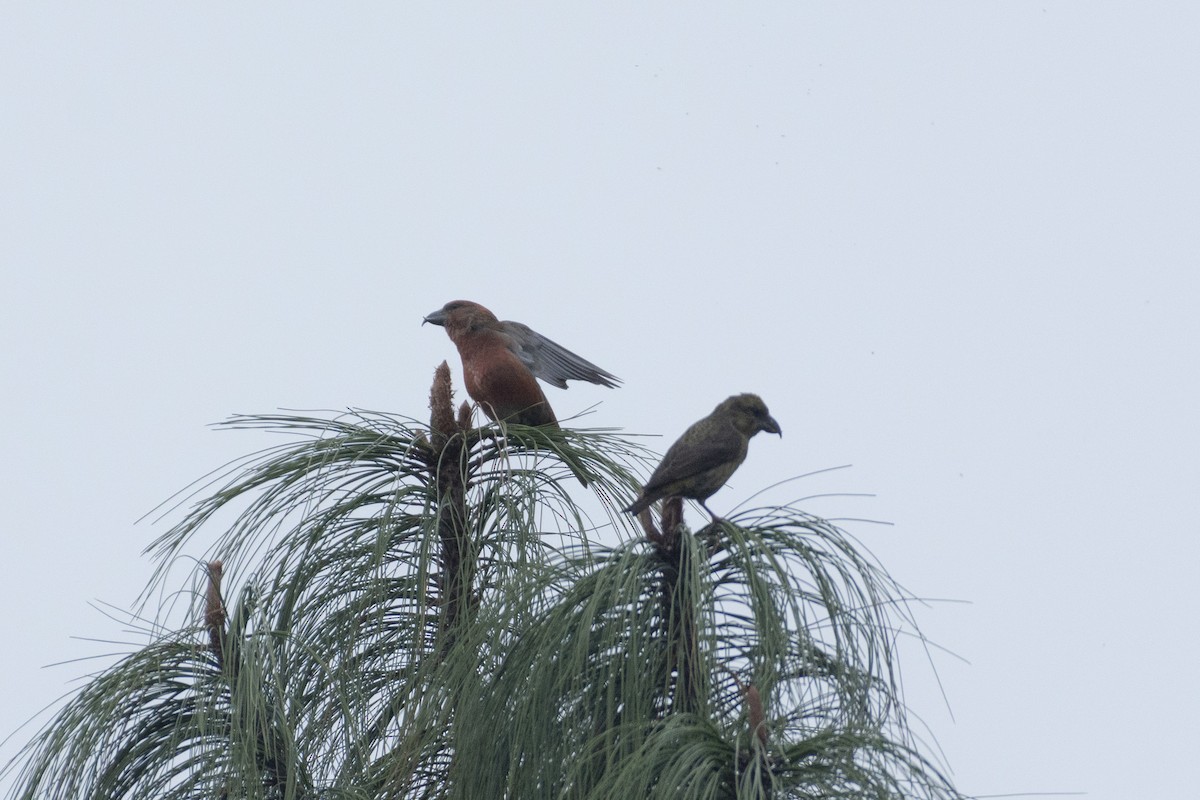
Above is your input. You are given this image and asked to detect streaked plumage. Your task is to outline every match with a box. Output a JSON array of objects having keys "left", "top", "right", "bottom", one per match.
[{"left": 625, "top": 394, "right": 781, "bottom": 521}]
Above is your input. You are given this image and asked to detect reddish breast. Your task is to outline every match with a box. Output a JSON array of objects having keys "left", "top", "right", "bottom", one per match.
[{"left": 455, "top": 331, "right": 556, "bottom": 426}]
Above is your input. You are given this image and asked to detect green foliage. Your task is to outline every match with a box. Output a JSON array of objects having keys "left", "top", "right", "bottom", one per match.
[{"left": 3, "top": 390, "right": 962, "bottom": 800}]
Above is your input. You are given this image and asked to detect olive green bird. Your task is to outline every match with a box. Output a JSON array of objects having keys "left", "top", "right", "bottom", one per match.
[{"left": 624, "top": 393, "right": 782, "bottom": 521}]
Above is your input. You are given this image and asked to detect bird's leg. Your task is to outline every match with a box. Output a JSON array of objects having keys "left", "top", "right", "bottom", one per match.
[
  {"left": 699, "top": 500, "right": 725, "bottom": 526},
  {"left": 696, "top": 501, "right": 733, "bottom": 552},
  {"left": 468, "top": 420, "right": 504, "bottom": 476}
]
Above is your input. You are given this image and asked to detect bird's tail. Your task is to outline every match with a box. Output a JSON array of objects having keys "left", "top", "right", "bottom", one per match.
[{"left": 623, "top": 496, "right": 651, "bottom": 515}]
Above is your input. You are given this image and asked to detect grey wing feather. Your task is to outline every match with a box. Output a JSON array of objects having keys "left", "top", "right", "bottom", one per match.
[{"left": 501, "top": 321, "right": 621, "bottom": 389}]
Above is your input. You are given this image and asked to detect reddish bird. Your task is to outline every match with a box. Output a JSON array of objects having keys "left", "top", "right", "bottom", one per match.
[
  {"left": 624, "top": 393, "right": 782, "bottom": 522},
  {"left": 423, "top": 300, "right": 620, "bottom": 427}
]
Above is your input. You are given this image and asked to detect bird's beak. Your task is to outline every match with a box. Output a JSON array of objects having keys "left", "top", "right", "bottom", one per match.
[
  {"left": 762, "top": 416, "right": 782, "bottom": 436},
  {"left": 423, "top": 309, "right": 447, "bottom": 327}
]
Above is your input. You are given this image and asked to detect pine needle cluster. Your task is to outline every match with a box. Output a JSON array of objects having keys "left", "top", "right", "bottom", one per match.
[{"left": 3, "top": 366, "right": 962, "bottom": 800}]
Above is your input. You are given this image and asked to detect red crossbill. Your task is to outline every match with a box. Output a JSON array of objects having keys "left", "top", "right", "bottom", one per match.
[
  {"left": 624, "top": 394, "right": 782, "bottom": 521},
  {"left": 423, "top": 300, "right": 620, "bottom": 427}
]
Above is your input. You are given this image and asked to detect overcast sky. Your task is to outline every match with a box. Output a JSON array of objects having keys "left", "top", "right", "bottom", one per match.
[{"left": 3, "top": 5, "right": 1198, "bottom": 799}]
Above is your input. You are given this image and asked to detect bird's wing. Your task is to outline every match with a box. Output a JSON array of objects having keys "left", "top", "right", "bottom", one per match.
[
  {"left": 643, "top": 419, "right": 744, "bottom": 493},
  {"left": 499, "top": 321, "right": 621, "bottom": 389}
]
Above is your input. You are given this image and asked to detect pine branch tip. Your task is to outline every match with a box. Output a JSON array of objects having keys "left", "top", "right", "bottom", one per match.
[
  {"left": 430, "top": 361, "right": 457, "bottom": 439},
  {"left": 204, "top": 560, "right": 226, "bottom": 664}
]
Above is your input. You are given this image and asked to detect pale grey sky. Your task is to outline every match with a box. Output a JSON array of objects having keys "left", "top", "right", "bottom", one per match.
[{"left": 3, "top": 5, "right": 1198, "bottom": 799}]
